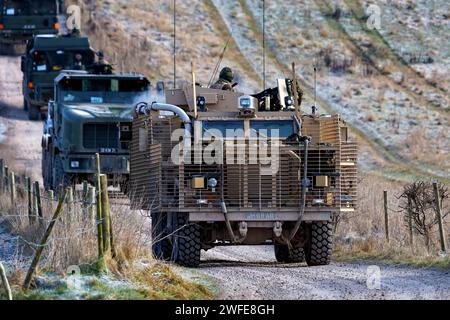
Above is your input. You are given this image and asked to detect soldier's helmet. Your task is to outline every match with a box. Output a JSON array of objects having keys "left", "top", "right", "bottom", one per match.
[{"left": 219, "top": 67, "right": 234, "bottom": 82}]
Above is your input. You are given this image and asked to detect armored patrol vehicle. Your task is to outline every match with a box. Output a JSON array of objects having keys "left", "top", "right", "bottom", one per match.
[
  {"left": 42, "top": 70, "right": 150, "bottom": 192},
  {"left": 130, "top": 79, "right": 358, "bottom": 267},
  {"left": 0, "top": 0, "right": 60, "bottom": 55},
  {"left": 21, "top": 34, "right": 96, "bottom": 120}
]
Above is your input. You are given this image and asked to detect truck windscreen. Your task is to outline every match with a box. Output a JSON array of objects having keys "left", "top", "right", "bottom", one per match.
[
  {"left": 33, "top": 50, "right": 95, "bottom": 72},
  {"left": 60, "top": 78, "right": 150, "bottom": 105},
  {"left": 2, "top": 0, "right": 57, "bottom": 16}
]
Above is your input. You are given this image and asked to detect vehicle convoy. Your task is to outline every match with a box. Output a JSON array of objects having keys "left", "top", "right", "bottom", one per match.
[
  {"left": 41, "top": 69, "right": 150, "bottom": 192},
  {"left": 0, "top": 0, "right": 60, "bottom": 55},
  {"left": 130, "top": 79, "right": 358, "bottom": 267},
  {"left": 22, "top": 34, "right": 96, "bottom": 120}
]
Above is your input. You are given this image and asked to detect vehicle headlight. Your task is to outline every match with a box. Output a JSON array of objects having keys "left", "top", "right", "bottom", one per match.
[
  {"left": 208, "top": 178, "right": 218, "bottom": 189},
  {"left": 70, "top": 161, "right": 80, "bottom": 168}
]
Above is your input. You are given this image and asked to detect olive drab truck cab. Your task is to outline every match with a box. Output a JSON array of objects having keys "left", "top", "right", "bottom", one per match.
[
  {"left": 21, "top": 34, "right": 96, "bottom": 120},
  {"left": 41, "top": 71, "right": 151, "bottom": 192},
  {"left": 130, "top": 79, "right": 358, "bottom": 267},
  {"left": 0, "top": 0, "right": 60, "bottom": 55}
]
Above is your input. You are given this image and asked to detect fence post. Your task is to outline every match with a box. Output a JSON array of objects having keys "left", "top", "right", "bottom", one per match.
[
  {"left": 0, "top": 261, "right": 12, "bottom": 300},
  {"left": 0, "top": 159, "right": 4, "bottom": 192},
  {"left": 384, "top": 190, "right": 389, "bottom": 243},
  {"left": 4, "top": 166, "right": 8, "bottom": 193},
  {"left": 9, "top": 171, "right": 16, "bottom": 205},
  {"left": 433, "top": 182, "right": 447, "bottom": 253},
  {"left": 67, "top": 187, "right": 74, "bottom": 215},
  {"left": 100, "top": 174, "right": 111, "bottom": 255},
  {"left": 407, "top": 198, "right": 414, "bottom": 247},
  {"left": 25, "top": 177, "right": 32, "bottom": 224},
  {"left": 82, "top": 181, "right": 88, "bottom": 199},
  {"left": 87, "top": 186, "right": 96, "bottom": 223},
  {"left": 34, "top": 181, "right": 43, "bottom": 221},
  {"left": 95, "top": 153, "right": 105, "bottom": 271},
  {"left": 23, "top": 189, "right": 68, "bottom": 290}
]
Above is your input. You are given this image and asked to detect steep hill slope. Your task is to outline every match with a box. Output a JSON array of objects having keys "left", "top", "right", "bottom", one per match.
[{"left": 72, "top": 0, "right": 449, "bottom": 181}]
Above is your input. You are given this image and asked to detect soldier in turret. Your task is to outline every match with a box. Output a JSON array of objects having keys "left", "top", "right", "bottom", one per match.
[
  {"left": 211, "top": 67, "right": 235, "bottom": 92},
  {"left": 72, "top": 53, "right": 85, "bottom": 70}
]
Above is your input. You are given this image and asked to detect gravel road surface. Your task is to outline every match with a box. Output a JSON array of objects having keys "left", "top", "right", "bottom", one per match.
[{"left": 199, "top": 246, "right": 450, "bottom": 300}]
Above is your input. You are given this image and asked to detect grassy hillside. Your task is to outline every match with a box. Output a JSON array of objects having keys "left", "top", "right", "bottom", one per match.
[{"left": 67, "top": 0, "right": 449, "bottom": 182}]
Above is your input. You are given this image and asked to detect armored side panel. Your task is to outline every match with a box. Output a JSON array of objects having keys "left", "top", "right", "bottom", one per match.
[{"left": 130, "top": 113, "right": 183, "bottom": 211}]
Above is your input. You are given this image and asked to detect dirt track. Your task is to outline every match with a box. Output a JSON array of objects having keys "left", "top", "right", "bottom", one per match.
[
  {"left": 0, "top": 56, "right": 42, "bottom": 182},
  {"left": 1, "top": 56, "right": 450, "bottom": 300},
  {"left": 199, "top": 246, "right": 450, "bottom": 300}
]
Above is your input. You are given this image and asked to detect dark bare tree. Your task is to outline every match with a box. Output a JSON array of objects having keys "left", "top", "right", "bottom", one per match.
[{"left": 399, "top": 181, "right": 449, "bottom": 252}]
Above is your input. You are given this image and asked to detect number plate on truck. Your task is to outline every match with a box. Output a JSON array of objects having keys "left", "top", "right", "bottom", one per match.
[{"left": 244, "top": 212, "right": 277, "bottom": 220}]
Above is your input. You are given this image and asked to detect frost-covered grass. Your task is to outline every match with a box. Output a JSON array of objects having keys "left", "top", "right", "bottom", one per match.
[{"left": 4, "top": 262, "right": 215, "bottom": 300}]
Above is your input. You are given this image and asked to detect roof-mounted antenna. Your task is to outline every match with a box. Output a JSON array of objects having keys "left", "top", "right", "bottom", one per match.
[
  {"left": 262, "top": 0, "right": 266, "bottom": 90},
  {"left": 173, "top": 0, "right": 177, "bottom": 89},
  {"left": 312, "top": 61, "right": 318, "bottom": 115}
]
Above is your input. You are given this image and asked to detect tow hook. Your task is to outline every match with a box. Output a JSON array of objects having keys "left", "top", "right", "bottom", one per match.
[
  {"left": 239, "top": 222, "right": 248, "bottom": 238},
  {"left": 273, "top": 222, "right": 283, "bottom": 238}
]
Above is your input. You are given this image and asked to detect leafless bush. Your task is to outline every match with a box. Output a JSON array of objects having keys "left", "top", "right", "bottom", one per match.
[
  {"left": 0, "top": 187, "right": 151, "bottom": 274},
  {"left": 399, "top": 181, "right": 449, "bottom": 251}
]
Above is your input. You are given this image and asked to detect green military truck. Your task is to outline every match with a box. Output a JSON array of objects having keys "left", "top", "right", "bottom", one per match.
[
  {"left": 21, "top": 34, "right": 96, "bottom": 120},
  {"left": 41, "top": 70, "right": 150, "bottom": 192},
  {"left": 0, "top": 0, "right": 60, "bottom": 55}
]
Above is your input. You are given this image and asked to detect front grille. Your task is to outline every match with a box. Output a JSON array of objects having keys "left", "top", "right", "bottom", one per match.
[{"left": 83, "top": 123, "right": 119, "bottom": 149}]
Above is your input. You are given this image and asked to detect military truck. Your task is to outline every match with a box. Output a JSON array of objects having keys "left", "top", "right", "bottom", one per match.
[
  {"left": 0, "top": 0, "right": 60, "bottom": 55},
  {"left": 21, "top": 34, "right": 96, "bottom": 120},
  {"left": 130, "top": 80, "right": 358, "bottom": 267},
  {"left": 41, "top": 70, "right": 150, "bottom": 192}
]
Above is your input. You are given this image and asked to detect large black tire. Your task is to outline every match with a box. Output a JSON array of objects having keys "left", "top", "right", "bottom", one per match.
[
  {"left": 28, "top": 103, "right": 41, "bottom": 121},
  {"left": 274, "top": 244, "right": 305, "bottom": 263},
  {"left": 52, "top": 155, "right": 74, "bottom": 192},
  {"left": 172, "top": 213, "right": 201, "bottom": 268},
  {"left": 305, "top": 221, "right": 333, "bottom": 266},
  {"left": 151, "top": 212, "right": 172, "bottom": 260}
]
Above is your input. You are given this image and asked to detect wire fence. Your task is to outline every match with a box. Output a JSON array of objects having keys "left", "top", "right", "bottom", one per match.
[{"left": 0, "top": 157, "right": 152, "bottom": 293}]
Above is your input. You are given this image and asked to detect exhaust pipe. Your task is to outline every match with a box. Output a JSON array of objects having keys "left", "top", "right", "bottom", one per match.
[{"left": 135, "top": 101, "right": 192, "bottom": 137}]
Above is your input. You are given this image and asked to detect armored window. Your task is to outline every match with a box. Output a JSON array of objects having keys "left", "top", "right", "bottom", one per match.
[{"left": 249, "top": 120, "right": 294, "bottom": 138}]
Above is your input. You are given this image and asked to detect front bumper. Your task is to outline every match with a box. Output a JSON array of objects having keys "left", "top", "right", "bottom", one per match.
[
  {"left": 63, "top": 154, "right": 130, "bottom": 175},
  {"left": 188, "top": 209, "right": 336, "bottom": 223},
  {"left": 0, "top": 29, "right": 57, "bottom": 42}
]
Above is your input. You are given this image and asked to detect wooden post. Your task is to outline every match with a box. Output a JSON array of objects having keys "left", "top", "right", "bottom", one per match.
[
  {"left": 9, "top": 171, "right": 16, "bottom": 205},
  {"left": 87, "top": 186, "right": 96, "bottom": 223},
  {"left": 4, "top": 166, "right": 8, "bottom": 193},
  {"left": 23, "top": 189, "right": 68, "bottom": 290},
  {"left": 33, "top": 181, "right": 43, "bottom": 220},
  {"left": 25, "top": 177, "right": 33, "bottom": 224},
  {"left": 0, "top": 261, "right": 12, "bottom": 300},
  {"left": 0, "top": 159, "right": 4, "bottom": 192},
  {"left": 82, "top": 181, "right": 88, "bottom": 199},
  {"left": 100, "top": 174, "right": 111, "bottom": 254},
  {"left": 67, "top": 186, "right": 74, "bottom": 215},
  {"left": 407, "top": 198, "right": 414, "bottom": 247},
  {"left": 433, "top": 182, "right": 447, "bottom": 253},
  {"left": 95, "top": 153, "right": 105, "bottom": 269},
  {"left": 384, "top": 190, "right": 389, "bottom": 243}
]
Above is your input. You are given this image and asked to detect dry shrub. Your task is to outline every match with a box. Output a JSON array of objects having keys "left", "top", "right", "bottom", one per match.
[
  {"left": 399, "top": 181, "right": 449, "bottom": 252},
  {"left": 335, "top": 174, "right": 449, "bottom": 262},
  {"left": 0, "top": 186, "right": 151, "bottom": 275}
]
